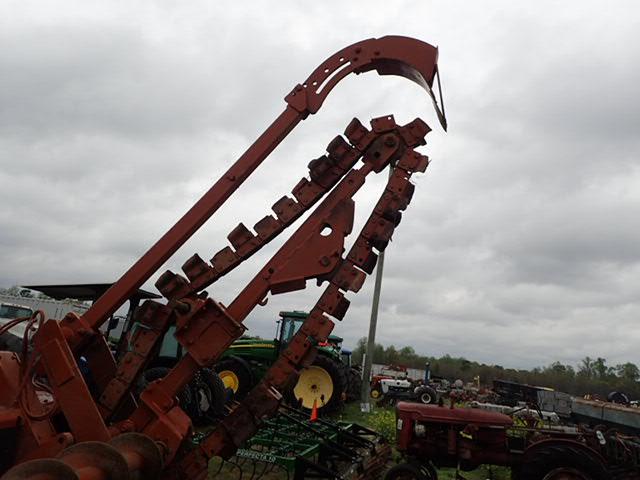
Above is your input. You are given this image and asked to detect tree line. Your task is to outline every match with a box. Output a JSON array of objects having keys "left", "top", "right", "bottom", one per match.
[{"left": 351, "top": 338, "right": 640, "bottom": 399}]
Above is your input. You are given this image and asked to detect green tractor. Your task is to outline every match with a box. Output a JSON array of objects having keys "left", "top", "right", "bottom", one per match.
[{"left": 215, "top": 311, "right": 361, "bottom": 413}]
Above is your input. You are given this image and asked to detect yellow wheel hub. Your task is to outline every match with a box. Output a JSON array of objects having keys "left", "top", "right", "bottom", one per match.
[
  {"left": 219, "top": 370, "right": 240, "bottom": 393},
  {"left": 370, "top": 389, "right": 381, "bottom": 399},
  {"left": 293, "top": 365, "right": 334, "bottom": 409}
]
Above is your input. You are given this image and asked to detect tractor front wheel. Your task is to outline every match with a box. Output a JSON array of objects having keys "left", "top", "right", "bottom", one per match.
[
  {"left": 370, "top": 386, "right": 382, "bottom": 399},
  {"left": 291, "top": 354, "right": 347, "bottom": 413},
  {"left": 415, "top": 385, "right": 437, "bottom": 405}
]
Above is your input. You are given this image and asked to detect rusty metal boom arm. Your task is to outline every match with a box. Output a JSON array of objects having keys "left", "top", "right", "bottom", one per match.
[{"left": 80, "top": 35, "right": 445, "bottom": 333}]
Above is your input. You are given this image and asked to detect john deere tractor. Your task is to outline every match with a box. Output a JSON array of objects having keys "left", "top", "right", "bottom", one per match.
[{"left": 214, "top": 311, "right": 360, "bottom": 413}]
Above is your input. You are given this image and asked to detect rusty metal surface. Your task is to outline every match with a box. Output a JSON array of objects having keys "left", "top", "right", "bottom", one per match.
[{"left": 396, "top": 401, "right": 514, "bottom": 427}]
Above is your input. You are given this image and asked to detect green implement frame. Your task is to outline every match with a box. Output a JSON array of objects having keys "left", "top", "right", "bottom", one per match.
[{"left": 207, "top": 406, "right": 390, "bottom": 479}]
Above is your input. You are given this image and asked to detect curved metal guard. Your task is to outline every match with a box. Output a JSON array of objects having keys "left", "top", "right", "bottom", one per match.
[{"left": 285, "top": 35, "right": 447, "bottom": 129}]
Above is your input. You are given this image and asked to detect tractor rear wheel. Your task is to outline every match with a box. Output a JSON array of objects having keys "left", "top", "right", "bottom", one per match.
[
  {"left": 214, "top": 355, "right": 255, "bottom": 399},
  {"left": 519, "top": 443, "right": 607, "bottom": 480},
  {"left": 346, "top": 367, "right": 362, "bottom": 402},
  {"left": 291, "top": 354, "right": 347, "bottom": 413}
]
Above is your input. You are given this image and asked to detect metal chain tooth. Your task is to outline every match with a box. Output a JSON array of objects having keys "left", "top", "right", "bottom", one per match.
[
  {"left": 330, "top": 261, "right": 367, "bottom": 293},
  {"left": 397, "top": 150, "right": 430, "bottom": 173},
  {"left": 182, "top": 254, "right": 210, "bottom": 283},
  {"left": 271, "top": 195, "right": 302, "bottom": 223},
  {"left": 370, "top": 114, "right": 397, "bottom": 133},
  {"left": 397, "top": 117, "right": 431, "bottom": 147},
  {"left": 362, "top": 214, "right": 397, "bottom": 251},
  {"left": 155, "top": 270, "right": 190, "bottom": 300},
  {"left": 291, "top": 178, "right": 326, "bottom": 206},
  {"left": 210, "top": 246, "right": 240, "bottom": 275},
  {"left": 308, "top": 154, "right": 334, "bottom": 173},
  {"left": 343, "top": 118, "right": 369, "bottom": 145},
  {"left": 253, "top": 215, "right": 280, "bottom": 241},
  {"left": 227, "top": 223, "right": 255, "bottom": 250},
  {"left": 326, "top": 135, "right": 352, "bottom": 164},
  {"left": 316, "top": 284, "right": 350, "bottom": 320},
  {"left": 347, "top": 237, "right": 378, "bottom": 274}
]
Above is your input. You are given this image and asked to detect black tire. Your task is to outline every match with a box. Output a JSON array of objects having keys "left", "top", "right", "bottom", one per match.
[
  {"left": 519, "top": 442, "right": 607, "bottom": 480},
  {"left": 415, "top": 386, "right": 437, "bottom": 405},
  {"left": 0, "top": 332, "right": 22, "bottom": 353},
  {"left": 384, "top": 462, "right": 435, "bottom": 480},
  {"left": 188, "top": 368, "right": 227, "bottom": 426},
  {"left": 289, "top": 353, "right": 348, "bottom": 413},
  {"left": 607, "top": 391, "right": 630, "bottom": 405},
  {"left": 213, "top": 355, "right": 255, "bottom": 399},
  {"left": 137, "top": 367, "right": 192, "bottom": 411},
  {"left": 346, "top": 367, "right": 363, "bottom": 402}
]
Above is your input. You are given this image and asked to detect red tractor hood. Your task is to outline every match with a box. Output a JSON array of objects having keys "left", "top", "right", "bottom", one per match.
[{"left": 397, "top": 402, "right": 513, "bottom": 427}]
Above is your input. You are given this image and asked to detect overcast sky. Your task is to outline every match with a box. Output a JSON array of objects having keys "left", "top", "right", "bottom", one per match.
[{"left": 1, "top": 1, "right": 639, "bottom": 369}]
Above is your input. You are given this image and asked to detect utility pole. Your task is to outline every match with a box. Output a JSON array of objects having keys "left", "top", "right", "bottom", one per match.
[
  {"left": 360, "top": 165, "right": 394, "bottom": 412},
  {"left": 360, "top": 243, "right": 386, "bottom": 411}
]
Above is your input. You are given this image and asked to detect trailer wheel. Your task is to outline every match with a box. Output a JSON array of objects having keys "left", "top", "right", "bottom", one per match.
[
  {"left": 214, "top": 356, "right": 255, "bottom": 399},
  {"left": 384, "top": 462, "right": 436, "bottom": 480},
  {"left": 520, "top": 443, "right": 607, "bottom": 480},
  {"left": 415, "top": 385, "right": 437, "bottom": 405}
]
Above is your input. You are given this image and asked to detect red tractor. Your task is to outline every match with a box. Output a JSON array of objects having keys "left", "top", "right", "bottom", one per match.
[{"left": 387, "top": 401, "right": 640, "bottom": 480}]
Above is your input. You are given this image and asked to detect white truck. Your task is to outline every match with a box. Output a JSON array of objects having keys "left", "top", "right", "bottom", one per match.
[{"left": 0, "top": 291, "right": 90, "bottom": 349}]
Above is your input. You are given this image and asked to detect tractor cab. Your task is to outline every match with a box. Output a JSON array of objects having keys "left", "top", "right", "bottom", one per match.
[
  {"left": 277, "top": 310, "right": 308, "bottom": 345},
  {"left": 277, "top": 310, "right": 343, "bottom": 355}
]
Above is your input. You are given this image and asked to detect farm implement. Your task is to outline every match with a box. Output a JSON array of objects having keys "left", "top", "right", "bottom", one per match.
[
  {"left": 0, "top": 35, "right": 446, "bottom": 480},
  {"left": 208, "top": 405, "right": 390, "bottom": 480}
]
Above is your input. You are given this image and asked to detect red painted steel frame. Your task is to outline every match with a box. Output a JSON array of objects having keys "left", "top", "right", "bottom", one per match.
[
  {"left": 81, "top": 35, "right": 443, "bottom": 333},
  {"left": 0, "top": 36, "right": 446, "bottom": 480}
]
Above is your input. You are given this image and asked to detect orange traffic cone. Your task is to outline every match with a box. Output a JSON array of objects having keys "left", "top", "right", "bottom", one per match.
[{"left": 310, "top": 399, "right": 318, "bottom": 422}]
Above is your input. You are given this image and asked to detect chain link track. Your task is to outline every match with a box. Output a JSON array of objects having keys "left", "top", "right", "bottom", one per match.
[{"left": 177, "top": 115, "right": 431, "bottom": 476}]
